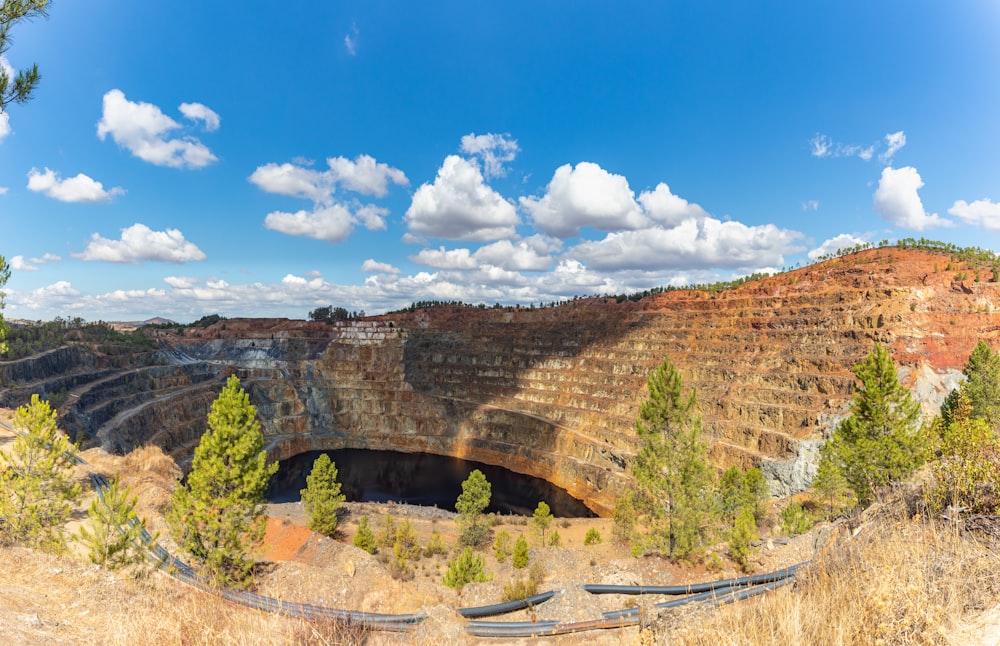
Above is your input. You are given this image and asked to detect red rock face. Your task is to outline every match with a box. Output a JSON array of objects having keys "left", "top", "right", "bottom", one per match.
[{"left": 33, "top": 249, "right": 1000, "bottom": 515}]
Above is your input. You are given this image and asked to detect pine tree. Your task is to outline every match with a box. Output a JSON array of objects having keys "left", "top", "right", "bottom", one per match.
[
  {"left": 443, "top": 547, "right": 491, "bottom": 589},
  {"left": 817, "top": 344, "right": 929, "bottom": 507},
  {"left": 812, "top": 455, "right": 853, "bottom": 519},
  {"left": 300, "top": 453, "right": 345, "bottom": 536},
  {"left": 0, "top": 394, "right": 81, "bottom": 551},
  {"left": 0, "top": 1, "right": 49, "bottom": 112},
  {"left": 456, "top": 469, "right": 491, "bottom": 547},
  {"left": 77, "top": 477, "right": 151, "bottom": 570},
  {"left": 728, "top": 507, "right": 757, "bottom": 573},
  {"left": 941, "top": 341, "right": 1000, "bottom": 428},
  {"left": 353, "top": 516, "right": 376, "bottom": 554},
  {"left": 166, "top": 375, "right": 278, "bottom": 589},
  {"left": 531, "top": 501, "right": 553, "bottom": 545},
  {"left": 512, "top": 534, "right": 529, "bottom": 569},
  {"left": 624, "top": 356, "right": 714, "bottom": 559}
]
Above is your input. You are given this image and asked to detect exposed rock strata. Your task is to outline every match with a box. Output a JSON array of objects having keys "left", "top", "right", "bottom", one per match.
[{"left": 2, "top": 249, "right": 998, "bottom": 515}]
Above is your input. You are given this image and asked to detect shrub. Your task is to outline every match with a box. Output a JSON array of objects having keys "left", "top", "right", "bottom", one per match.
[
  {"left": 780, "top": 500, "right": 814, "bottom": 536},
  {"left": 77, "top": 478, "right": 152, "bottom": 570},
  {"left": 548, "top": 529, "right": 561, "bottom": 547},
  {"left": 424, "top": 531, "right": 448, "bottom": 558},
  {"left": 729, "top": 507, "right": 757, "bottom": 573},
  {"left": 584, "top": 528, "right": 602, "bottom": 546},
  {"left": 512, "top": 535, "right": 529, "bottom": 569},
  {"left": 443, "top": 547, "right": 491, "bottom": 589},
  {"left": 376, "top": 513, "right": 397, "bottom": 548},
  {"left": 493, "top": 530, "right": 512, "bottom": 563},
  {"left": 502, "top": 576, "right": 538, "bottom": 602},
  {"left": 353, "top": 516, "right": 376, "bottom": 554}
]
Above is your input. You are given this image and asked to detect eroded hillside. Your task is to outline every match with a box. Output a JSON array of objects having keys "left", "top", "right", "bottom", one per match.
[{"left": 1, "top": 248, "right": 996, "bottom": 515}]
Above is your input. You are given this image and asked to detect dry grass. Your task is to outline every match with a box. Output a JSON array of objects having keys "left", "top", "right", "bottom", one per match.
[{"left": 670, "top": 501, "right": 1000, "bottom": 645}]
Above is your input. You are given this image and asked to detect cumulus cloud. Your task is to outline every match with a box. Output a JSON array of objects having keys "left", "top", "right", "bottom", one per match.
[
  {"left": 9, "top": 253, "right": 60, "bottom": 271},
  {"left": 567, "top": 217, "right": 802, "bottom": 272},
  {"left": 460, "top": 132, "right": 520, "bottom": 178},
  {"left": 405, "top": 155, "right": 519, "bottom": 241},
  {"left": 178, "top": 102, "right": 221, "bottom": 131},
  {"left": 26, "top": 167, "right": 125, "bottom": 203},
  {"left": 808, "top": 233, "right": 867, "bottom": 260},
  {"left": 264, "top": 205, "right": 358, "bottom": 243},
  {"left": 948, "top": 198, "right": 1000, "bottom": 231},
  {"left": 872, "top": 166, "right": 951, "bottom": 231},
  {"left": 97, "top": 89, "right": 218, "bottom": 169},
  {"left": 472, "top": 236, "right": 560, "bottom": 271},
  {"left": 638, "top": 183, "right": 708, "bottom": 227},
  {"left": 520, "top": 162, "right": 646, "bottom": 238},
  {"left": 410, "top": 246, "right": 477, "bottom": 270},
  {"left": 360, "top": 259, "right": 400, "bottom": 274},
  {"left": 250, "top": 156, "right": 407, "bottom": 201},
  {"left": 74, "top": 223, "right": 207, "bottom": 263}
]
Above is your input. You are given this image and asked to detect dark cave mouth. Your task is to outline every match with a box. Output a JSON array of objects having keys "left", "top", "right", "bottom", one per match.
[{"left": 267, "top": 448, "right": 597, "bottom": 518}]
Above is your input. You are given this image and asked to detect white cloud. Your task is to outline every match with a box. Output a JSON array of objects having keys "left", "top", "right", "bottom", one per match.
[
  {"left": 410, "top": 246, "right": 478, "bottom": 270},
  {"left": 250, "top": 155, "right": 407, "bottom": 201},
  {"left": 810, "top": 134, "right": 832, "bottom": 158},
  {"left": 97, "top": 89, "right": 218, "bottom": 169},
  {"left": 808, "top": 233, "right": 867, "bottom": 260},
  {"left": 405, "top": 155, "right": 519, "bottom": 241},
  {"left": 264, "top": 205, "right": 357, "bottom": 242},
  {"left": 880, "top": 131, "right": 906, "bottom": 163},
  {"left": 948, "top": 198, "right": 1000, "bottom": 231},
  {"left": 0, "top": 186, "right": 8, "bottom": 196},
  {"left": 460, "top": 132, "right": 520, "bottom": 178},
  {"left": 26, "top": 167, "right": 125, "bottom": 203},
  {"left": 567, "top": 217, "right": 802, "bottom": 272},
  {"left": 164, "top": 276, "right": 198, "bottom": 289},
  {"left": 638, "top": 182, "right": 708, "bottom": 227},
  {"left": 345, "top": 23, "right": 359, "bottom": 56},
  {"left": 472, "top": 236, "right": 559, "bottom": 271},
  {"left": 360, "top": 259, "right": 400, "bottom": 274},
  {"left": 872, "top": 166, "right": 951, "bottom": 231},
  {"left": 0, "top": 111, "right": 10, "bottom": 143},
  {"left": 520, "top": 162, "right": 646, "bottom": 238},
  {"left": 74, "top": 223, "right": 207, "bottom": 263},
  {"left": 178, "top": 102, "right": 221, "bottom": 131},
  {"left": 802, "top": 200, "right": 820, "bottom": 211},
  {"left": 9, "top": 253, "right": 60, "bottom": 271}
]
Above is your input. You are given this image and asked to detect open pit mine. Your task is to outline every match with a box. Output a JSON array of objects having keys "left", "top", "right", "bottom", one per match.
[{"left": 1, "top": 248, "right": 996, "bottom": 515}]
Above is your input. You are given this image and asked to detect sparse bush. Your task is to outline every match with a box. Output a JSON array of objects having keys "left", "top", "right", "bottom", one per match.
[
  {"left": 584, "top": 528, "right": 602, "bottom": 546},
  {"left": 493, "top": 530, "right": 512, "bottom": 563},
  {"left": 77, "top": 478, "right": 152, "bottom": 570},
  {"left": 548, "top": 529, "right": 561, "bottom": 547},
  {"left": 353, "top": 516, "right": 376, "bottom": 554},
  {"left": 512, "top": 534, "right": 529, "bottom": 569},
  {"left": 502, "top": 576, "right": 538, "bottom": 602},
  {"left": 780, "top": 500, "right": 814, "bottom": 536},
  {"left": 376, "top": 513, "right": 397, "bottom": 548},
  {"left": 424, "top": 531, "right": 447, "bottom": 558},
  {"left": 443, "top": 547, "right": 491, "bottom": 589}
]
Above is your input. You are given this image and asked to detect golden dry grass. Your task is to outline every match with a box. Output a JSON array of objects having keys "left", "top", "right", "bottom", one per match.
[{"left": 670, "top": 501, "right": 1000, "bottom": 646}]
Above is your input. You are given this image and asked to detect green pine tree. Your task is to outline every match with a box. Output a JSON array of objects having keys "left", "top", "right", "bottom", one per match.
[
  {"left": 166, "top": 375, "right": 278, "bottom": 589},
  {"left": 456, "top": 469, "right": 492, "bottom": 547},
  {"left": 941, "top": 341, "right": 1000, "bottom": 428},
  {"left": 622, "top": 356, "right": 714, "bottom": 560},
  {"left": 353, "top": 516, "right": 376, "bottom": 554},
  {"left": 300, "top": 453, "right": 345, "bottom": 536},
  {"left": 443, "top": 547, "right": 491, "bottom": 589},
  {"left": 531, "top": 501, "right": 553, "bottom": 545},
  {"left": 493, "top": 530, "right": 512, "bottom": 563},
  {"left": 817, "top": 344, "right": 929, "bottom": 507},
  {"left": 512, "top": 534, "right": 529, "bottom": 569},
  {"left": 0, "top": 1, "right": 49, "bottom": 112},
  {"left": 728, "top": 506, "right": 757, "bottom": 572},
  {"left": 77, "top": 477, "right": 151, "bottom": 570},
  {"left": 0, "top": 394, "right": 82, "bottom": 551}
]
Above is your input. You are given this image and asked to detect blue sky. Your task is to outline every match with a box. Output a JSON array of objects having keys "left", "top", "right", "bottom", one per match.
[{"left": 2, "top": 1, "right": 999, "bottom": 323}]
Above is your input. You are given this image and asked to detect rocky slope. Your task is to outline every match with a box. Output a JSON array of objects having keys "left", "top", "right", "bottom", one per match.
[{"left": 1, "top": 247, "right": 996, "bottom": 515}]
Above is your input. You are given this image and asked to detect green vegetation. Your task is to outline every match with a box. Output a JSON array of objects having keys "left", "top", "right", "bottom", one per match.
[
  {"left": 718, "top": 466, "right": 769, "bottom": 525},
  {"left": 779, "top": 500, "right": 814, "bottom": 536},
  {"left": 617, "top": 356, "right": 714, "bottom": 560},
  {"left": 512, "top": 534, "right": 529, "bottom": 569},
  {"left": 493, "top": 530, "right": 512, "bottom": 562},
  {"left": 2, "top": 317, "right": 156, "bottom": 360},
  {"left": 442, "top": 547, "right": 491, "bottom": 589},
  {"left": 816, "top": 344, "right": 930, "bottom": 508},
  {"left": 728, "top": 507, "right": 757, "bottom": 573},
  {"left": 352, "top": 516, "right": 376, "bottom": 554},
  {"left": 531, "top": 501, "right": 553, "bottom": 545},
  {"left": 77, "top": 478, "right": 151, "bottom": 570},
  {"left": 0, "top": 395, "right": 82, "bottom": 551},
  {"left": 584, "top": 528, "right": 602, "bottom": 546},
  {"left": 941, "top": 340, "right": 1000, "bottom": 428},
  {"left": 0, "top": 1, "right": 49, "bottom": 111},
  {"left": 308, "top": 306, "right": 366, "bottom": 322},
  {"left": 166, "top": 375, "right": 278, "bottom": 589},
  {"left": 456, "top": 469, "right": 492, "bottom": 547},
  {"left": 424, "top": 531, "right": 447, "bottom": 557},
  {"left": 300, "top": 453, "right": 346, "bottom": 536}
]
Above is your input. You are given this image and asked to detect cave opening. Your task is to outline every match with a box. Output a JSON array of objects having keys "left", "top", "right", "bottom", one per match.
[{"left": 267, "top": 448, "right": 597, "bottom": 518}]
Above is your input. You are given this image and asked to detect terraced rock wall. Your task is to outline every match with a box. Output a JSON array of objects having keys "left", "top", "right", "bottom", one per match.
[{"left": 3, "top": 249, "right": 997, "bottom": 515}]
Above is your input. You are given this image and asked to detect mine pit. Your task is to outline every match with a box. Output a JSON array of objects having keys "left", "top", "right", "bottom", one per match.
[{"left": 267, "top": 448, "right": 597, "bottom": 517}]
